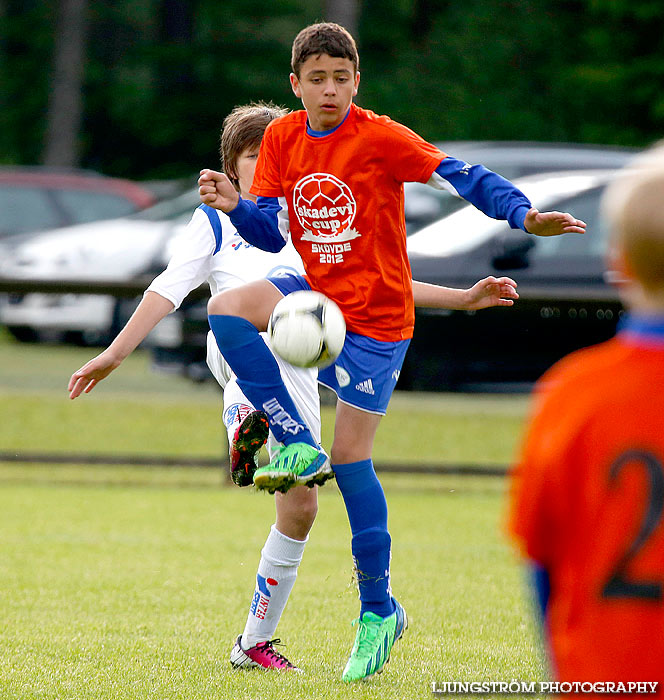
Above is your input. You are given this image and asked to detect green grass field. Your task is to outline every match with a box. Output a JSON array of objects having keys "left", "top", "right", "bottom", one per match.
[
  {"left": 0, "top": 332, "right": 547, "bottom": 699},
  {"left": 0, "top": 332, "right": 530, "bottom": 467}
]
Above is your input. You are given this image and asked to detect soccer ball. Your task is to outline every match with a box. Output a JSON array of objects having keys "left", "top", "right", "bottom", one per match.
[{"left": 267, "top": 290, "right": 346, "bottom": 369}]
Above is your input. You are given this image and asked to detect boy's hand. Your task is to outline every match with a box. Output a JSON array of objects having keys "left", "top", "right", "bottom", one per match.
[
  {"left": 466, "top": 276, "right": 519, "bottom": 310},
  {"left": 68, "top": 351, "right": 121, "bottom": 399},
  {"left": 198, "top": 169, "right": 240, "bottom": 212},
  {"left": 524, "top": 208, "right": 586, "bottom": 237}
]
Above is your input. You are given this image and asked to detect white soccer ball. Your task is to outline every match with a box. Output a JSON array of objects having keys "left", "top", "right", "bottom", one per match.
[{"left": 267, "top": 290, "right": 346, "bottom": 369}]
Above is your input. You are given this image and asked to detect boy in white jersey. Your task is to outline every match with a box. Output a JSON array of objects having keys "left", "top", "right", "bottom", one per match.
[{"left": 69, "top": 102, "right": 520, "bottom": 673}]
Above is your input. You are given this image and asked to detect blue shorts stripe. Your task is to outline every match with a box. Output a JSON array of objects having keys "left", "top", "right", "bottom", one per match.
[{"left": 267, "top": 273, "right": 310, "bottom": 296}]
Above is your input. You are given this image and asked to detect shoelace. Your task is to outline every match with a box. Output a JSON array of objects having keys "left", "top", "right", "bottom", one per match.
[
  {"left": 350, "top": 617, "right": 381, "bottom": 654},
  {"left": 255, "top": 638, "right": 297, "bottom": 668}
]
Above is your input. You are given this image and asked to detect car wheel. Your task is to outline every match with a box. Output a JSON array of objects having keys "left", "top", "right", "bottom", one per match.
[{"left": 6, "top": 325, "right": 39, "bottom": 343}]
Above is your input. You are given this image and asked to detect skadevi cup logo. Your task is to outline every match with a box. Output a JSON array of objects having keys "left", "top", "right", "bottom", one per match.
[{"left": 293, "top": 173, "right": 361, "bottom": 243}]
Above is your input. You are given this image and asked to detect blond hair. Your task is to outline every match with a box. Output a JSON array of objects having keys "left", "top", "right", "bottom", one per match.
[{"left": 602, "top": 143, "right": 664, "bottom": 294}]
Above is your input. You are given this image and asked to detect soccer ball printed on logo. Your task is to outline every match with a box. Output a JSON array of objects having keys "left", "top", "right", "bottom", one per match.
[
  {"left": 293, "top": 173, "right": 359, "bottom": 242},
  {"left": 267, "top": 290, "right": 346, "bottom": 369}
]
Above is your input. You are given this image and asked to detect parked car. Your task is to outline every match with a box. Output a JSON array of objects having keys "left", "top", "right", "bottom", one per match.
[
  {"left": 0, "top": 166, "right": 157, "bottom": 239},
  {"left": 151, "top": 162, "right": 635, "bottom": 387},
  {"left": 404, "top": 141, "right": 639, "bottom": 234},
  {"left": 0, "top": 189, "right": 199, "bottom": 344},
  {"left": 0, "top": 146, "right": 636, "bottom": 387},
  {"left": 402, "top": 169, "right": 624, "bottom": 391}
]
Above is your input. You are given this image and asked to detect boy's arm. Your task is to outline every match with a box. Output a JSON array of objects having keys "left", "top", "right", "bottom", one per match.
[
  {"left": 69, "top": 205, "right": 221, "bottom": 399},
  {"left": 68, "top": 291, "right": 174, "bottom": 399},
  {"left": 198, "top": 169, "right": 287, "bottom": 252},
  {"left": 430, "top": 157, "right": 586, "bottom": 236},
  {"left": 412, "top": 276, "right": 518, "bottom": 310}
]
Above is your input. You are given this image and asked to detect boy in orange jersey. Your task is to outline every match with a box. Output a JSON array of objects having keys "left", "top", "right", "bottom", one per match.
[
  {"left": 69, "top": 101, "right": 520, "bottom": 676},
  {"left": 508, "top": 145, "right": 664, "bottom": 696},
  {"left": 199, "top": 22, "right": 585, "bottom": 681}
]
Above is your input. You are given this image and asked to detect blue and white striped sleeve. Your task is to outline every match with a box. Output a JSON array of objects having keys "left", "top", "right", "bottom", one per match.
[
  {"left": 429, "top": 156, "right": 532, "bottom": 231},
  {"left": 226, "top": 195, "right": 289, "bottom": 253}
]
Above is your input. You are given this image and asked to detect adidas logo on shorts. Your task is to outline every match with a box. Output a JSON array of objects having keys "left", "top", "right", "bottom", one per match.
[{"left": 355, "top": 378, "right": 375, "bottom": 395}]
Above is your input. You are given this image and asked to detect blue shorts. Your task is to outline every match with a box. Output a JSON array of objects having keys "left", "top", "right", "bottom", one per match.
[{"left": 267, "top": 274, "right": 410, "bottom": 415}]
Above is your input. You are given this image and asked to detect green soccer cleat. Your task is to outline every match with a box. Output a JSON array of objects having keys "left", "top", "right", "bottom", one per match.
[
  {"left": 342, "top": 599, "right": 408, "bottom": 682},
  {"left": 252, "top": 442, "right": 333, "bottom": 494}
]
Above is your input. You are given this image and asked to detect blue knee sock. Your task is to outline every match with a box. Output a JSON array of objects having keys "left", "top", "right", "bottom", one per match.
[
  {"left": 208, "top": 314, "right": 316, "bottom": 448},
  {"left": 333, "top": 459, "right": 395, "bottom": 618}
]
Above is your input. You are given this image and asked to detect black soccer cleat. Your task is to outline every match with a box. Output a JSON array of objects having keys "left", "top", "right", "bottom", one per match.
[{"left": 229, "top": 410, "right": 270, "bottom": 487}]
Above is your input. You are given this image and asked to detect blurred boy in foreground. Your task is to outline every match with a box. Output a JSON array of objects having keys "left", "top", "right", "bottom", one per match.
[{"left": 508, "top": 145, "right": 664, "bottom": 696}]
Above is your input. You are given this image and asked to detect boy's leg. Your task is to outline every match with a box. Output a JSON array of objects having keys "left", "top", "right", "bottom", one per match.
[
  {"left": 210, "top": 278, "right": 331, "bottom": 493},
  {"left": 230, "top": 353, "right": 321, "bottom": 670},
  {"left": 211, "top": 323, "right": 323, "bottom": 488},
  {"left": 315, "top": 332, "right": 410, "bottom": 681},
  {"left": 207, "top": 280, "right": 318, "bottom": 450},
  {"left": 330, "top": 403, "right": 393, "bottom": 616},
  {"left": 231, "top": 486, "right": 318, "bottom": 671},
  {"left": 332, "top": 403, "right": 407, "bottom": 682}
]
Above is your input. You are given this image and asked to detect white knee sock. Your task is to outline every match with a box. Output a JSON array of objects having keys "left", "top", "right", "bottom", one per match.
[{"left": 241, "top": 525, "right": 307, "bottom": 648}]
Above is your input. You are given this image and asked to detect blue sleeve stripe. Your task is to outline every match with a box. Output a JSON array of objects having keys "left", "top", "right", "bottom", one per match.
[
  {"left": 227, "top": 196, "right": 286, "bottom": 253},
  {"left": 198, "top": 204, "right": 224, "bottom": 254},
  {"left": 435, "top": 156, "right": 531, "bottom": 231}
]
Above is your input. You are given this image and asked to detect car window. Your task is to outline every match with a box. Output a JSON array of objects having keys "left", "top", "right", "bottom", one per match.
[
  {"left": 407, "top": 172, "right": 611, "bottom": 259},
  {"left": 0, "top": 186, "right": 62, "bottom": 236},
  {"left": 403, "top": 163, "right": 527, "bottom": 235},
  {"left": 134, "top": 189, "right": 201, "bottom": 222},
  {"left": 403, "top": 161, "right": 621, "bottom": 236},
  {"left": 529, "top": 186, "right": 608, "bottom": 260},
  {"left": 56, "top": 190, "right": 141, "bottom": 224},
  {"left": 404, "top": 184, "right": 464, "bottom": 234}
]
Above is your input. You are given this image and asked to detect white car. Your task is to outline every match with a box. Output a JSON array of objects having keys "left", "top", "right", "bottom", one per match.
[{"left": 0, "top": 189, "right": 199, "bottom": 344}]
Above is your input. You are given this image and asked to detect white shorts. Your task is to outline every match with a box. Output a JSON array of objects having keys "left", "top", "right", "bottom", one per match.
[{"left": 206, "top": 330, "right": 321, "bottom": 459}]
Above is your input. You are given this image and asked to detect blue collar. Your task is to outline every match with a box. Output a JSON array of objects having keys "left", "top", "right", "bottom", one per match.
[
  {"left": 619, "top": 313, "right": 664, "bottom": 343},
  {"left": 306, "top": 108, "right": 350, "bottom": 137}
]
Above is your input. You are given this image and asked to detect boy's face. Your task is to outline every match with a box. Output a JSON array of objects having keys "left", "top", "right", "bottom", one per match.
[
  {"left": 290, "top": 54, "right": 359, "bottom": 132},
  {"left": 235, "top": 145, "right": 260, "bottom": 201}
]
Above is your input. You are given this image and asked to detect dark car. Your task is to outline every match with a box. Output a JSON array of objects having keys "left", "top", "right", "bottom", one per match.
[
  {"left": 404, "top": 141, "right": 638, "bottom": 234},
  {"left": 0, "top": 166, "right": 156, "bottom": 238},
  {"left": 402, "top": 169, "right": 623, "bottom": 392}
]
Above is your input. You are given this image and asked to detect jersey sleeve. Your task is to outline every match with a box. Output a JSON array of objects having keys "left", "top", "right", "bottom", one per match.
[
  {"left": 146, "top": 207, "right": 216, "bottom": 309},
  {"left": 430, "top": 157, "right": 531, "bottom": 231},
  {"left": 227, "top": 196, "right": 288, "bottom": 252},
  {"left": 382, "top": 119, "right": 447, "bottom": 185}
]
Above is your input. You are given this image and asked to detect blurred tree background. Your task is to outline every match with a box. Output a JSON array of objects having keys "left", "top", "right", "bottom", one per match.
[{"left": 0, "top": 0, "right": 661, "bottom": 180}]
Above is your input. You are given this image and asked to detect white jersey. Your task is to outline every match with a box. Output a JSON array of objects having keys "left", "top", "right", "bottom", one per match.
[
  {"left": 147, "top": 204, "right": 320, "bottom": 450},
  {"left": 147, "top": 204, "right": 304, "bottom": 307}
]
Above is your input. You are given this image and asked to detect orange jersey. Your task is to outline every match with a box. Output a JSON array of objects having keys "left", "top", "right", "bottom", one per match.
[
  {"left": 508, "top": 319, "right": 664, "bottom": 692},
  {"left": 250, "top": 104, "right": 444, "bottom": 341}
]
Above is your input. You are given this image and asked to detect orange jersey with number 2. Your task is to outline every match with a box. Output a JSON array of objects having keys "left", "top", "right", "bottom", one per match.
[{"left": 509, "top": 328, "right": 664, "bottom": 692}]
